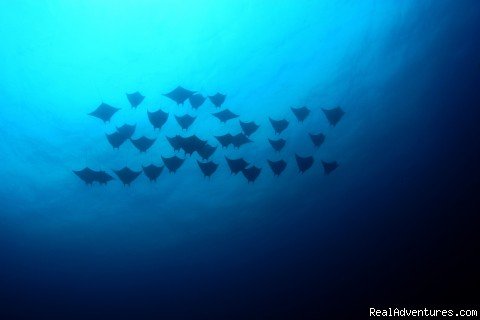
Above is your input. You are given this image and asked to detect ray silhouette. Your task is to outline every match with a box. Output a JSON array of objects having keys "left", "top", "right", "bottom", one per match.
[
  {"left": 267, "top": 160, "right": 287, "bottom": 176},
  {"left": 295, "top": 154, "right": 314, "bottom": 174},
  {"left": 242, "top": 166, "right": 261, "bottom": 183},
  {"left": 197, "top": 160, "right": 219, "bottom": 178},
  {"left": 215, "top": 133, "right": 233, "bottom": 148},
  {"left": 208, "top": 92, "right": 226, "bottom": 108},
  {"left": 322, "top": 160, "right": 339, "bottom": 175},
  {"left": 126, "top": 91, "right": 145, "bottom": 108},
  {"left": 94, "top": 171, "right": 114, "bottom": 185},
  {"left": 309, "top": 133, "right": 325, "bottom": 148},
  {"left": 161, "top": 155, "right": 185, "bottom": 173},
  {"left": 197, "top": 143, "right": 217, "bottom": 161},
  {"left": 225, "top": 156, "right": 249, "bottom": 175},
  {"left": 166, "top": 135, "right": 183, "bottom": 152},
  {"left": 113, "top": 167, "right": 142, "bottom": 186},
  {"left": 130, "top": 136, "right": 156, "bottom": 153},
  {"left": 268, "top": 138, "right": 286, "bottom": 152},
  {"left": 142, "top": 164, "right": 164, "bottom": 182},
  {"left": 268, "top": 117, "right": 289, "bottom": 134},
  {"left": 74, "top": 168, "right": 115, "bottom": 185},
  {"left": 179, "top": 135, "right": 207, "bottom": 156},
  {"left": 212, "top": 109, "right": 239, "bottom": 123},
  {"left": 73, "top": 167, "right": 98, "bottom": 185},
  {"left": 175, "top": 114, "right": 196, "bottom": 130},
  {"left": 322, "top": 107, "right": 345, "bottom": 126},
  {"left": 148, "top": 109, "right": 169, "bottom": 130},
  {"left": 163, "top": 86, "right": 195, "bottom": 105},
  {"left": 116, "top": 124, "right": 136, "bottom": 139},
  {"left": 106, "top": 131, "right": 128, "bottom": 149},
  {"left": 290, "top": 106, "right": 310, "bottom": 123},
  {"left": 88, "top": 103, "right": 120, "bottom": 123},
  {"left": 239, "top": 120, "right": 260, "bottom": 137},
  {"left": 232, "top": 133, "right": 252, "bottom": 149},
  {"left": 189, "top": 93, "right": 206, "bottom": 109}
]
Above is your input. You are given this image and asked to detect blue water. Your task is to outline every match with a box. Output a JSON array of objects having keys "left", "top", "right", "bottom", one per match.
[{"left": 1, "top": 1, "right": 479, "bottom": 319}]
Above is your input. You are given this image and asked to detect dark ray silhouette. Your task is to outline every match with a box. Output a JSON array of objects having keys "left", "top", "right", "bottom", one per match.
[
  {"left": 268, "top": 138, "right": 286, "bottom": 152},
  {"left": 116, "top": 124, "right": 136, "bottom": 139},
  {"left": 161, "top": 155, "right": 185, "bottom": 173},
  {"left": 267, "top": 159, "right": 287, "bottom": 177},
  {"left": 239, "top": 120, "right": 260, "bottom": 137},
  {"left": 113, "top": 167, "right": 142, "bottom": 186},
  {"left": 74, "top": 168, "right": 114, "bottom": 185},
  {"left": 163, "top": 86, "right": 195, "bottom": 105},
  {"left": 130, "top": 136, "right": 156, "bottom": 153},
  {"left": 179, "top": 135, "right": 207, "bottom": 156},
  {"left": 142, "top": 164, "right": 164, "bottom": 182},
  {"left": 295, "top": 154, "right": 314, "bottom": 174},
  {"left": 73, "top": 167, "right": 97, "bottom": 185},
  {"left": 88, "top": 103, "right": 120, "bottom": 123},
  {"left": 321, "top": 160, "right": 339, "bottom": 175},
  {"left": 212, "top": 109, "right": 238, "bottom": 123},
  {"left": 197, "top": 143, "right": 217, "bottom": 161},
  {"left": 94, "top": 171, "right": 114, "bottom": 185},
  {"left": 268, "top": 117, "right": 289, "bottom": 134},
  {"left": 225, "top": 156, "right": 249, "bottom": 175},
  {"left": 290, "top": 106, "right": 310, "bottom": 123},
  {"left": 148, "top": 109, "right": 169, "bottom": 130},
  {"left": 197, "top": 160, "right": 219, "bottom": 178},
  {"left": 309, "top": 133, "right": 326, "bottom": 148},
  {"left": 106, "top": 131, "right": 128, "bottom": 149},
  {"left": 242, "top": 166, "right": 261, "bottom": 183},
  {"left": 232, "top": 133, "right": 252, "bottom": 149},
  {"left": 322, "top": 107, "right": 345, "bottom": 126},
  {"left": 215, "top": 134, "right": 233, "bottom": 148},
  {"left": 126, "top": 91, "right": 145, "bottom": 108},
  {"left": 175, "top": 114, "right": 196, "bottom": 130},
  {"left": 189, "top": 93, "right": 206, "bottom": 109},
  {"left": 166, "top": 135, "right": 183, "bottom": 152},
  {"left": 208, "top": 92, "right": 226, "bottom": 108}
]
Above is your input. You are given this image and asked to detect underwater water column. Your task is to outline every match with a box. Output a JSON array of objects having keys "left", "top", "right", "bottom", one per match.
[{"left": 0, "top": 1, "right": 479, "bottom": 319}]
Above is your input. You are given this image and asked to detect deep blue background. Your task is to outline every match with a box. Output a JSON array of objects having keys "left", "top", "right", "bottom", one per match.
[{"left": 1, "top": 1, "right": 479, "bottom": 319}]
